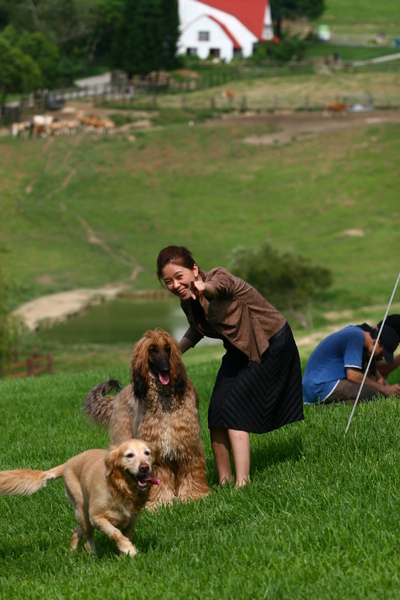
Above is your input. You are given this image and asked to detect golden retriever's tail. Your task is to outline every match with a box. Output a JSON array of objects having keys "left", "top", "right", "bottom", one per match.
[
  {"left": 83, "top": 377, "right": 122, "bottom": 426},
  {"left": 0, "top": 464, "right": 65, "bottom": 496}
]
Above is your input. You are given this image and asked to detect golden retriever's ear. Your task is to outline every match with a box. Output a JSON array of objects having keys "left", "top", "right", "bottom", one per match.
[{"left": 105, "top": 445, "right": 120, "bottom": 476}]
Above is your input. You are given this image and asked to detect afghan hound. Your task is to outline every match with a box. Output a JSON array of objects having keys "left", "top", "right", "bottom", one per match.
[
  {"left": 0, "top": 439, "right": 159, "bottom": 556},
  {"left": 84, "top": 328, "right": 210, "bottom": 509}
]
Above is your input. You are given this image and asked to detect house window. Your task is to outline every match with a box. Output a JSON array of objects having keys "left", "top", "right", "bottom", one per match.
[
  {"left": 209, "top": 48, "right": 220, "bottom": 59},
  {"left": 186, "top": 47, "right": 198, "bottom": 57},
  {"left": 263, "top": 24, "right": 273, "bottom": 39},
  {"left": 198, "top": 31, "right": 210, "bottom": 41}
]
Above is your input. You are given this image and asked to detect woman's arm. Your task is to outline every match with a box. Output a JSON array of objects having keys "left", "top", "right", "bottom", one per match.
[{"left": 179, "top": 335, "right": 195, "bottom": 354}]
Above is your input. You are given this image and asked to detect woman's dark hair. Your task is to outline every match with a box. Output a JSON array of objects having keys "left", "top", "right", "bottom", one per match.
[{"left": 156, "top": 246, "right": 197, "bottom": 284}]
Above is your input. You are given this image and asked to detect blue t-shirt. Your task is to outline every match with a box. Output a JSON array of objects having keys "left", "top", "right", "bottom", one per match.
[{"left": 302, "top": 326, "right": 365, "bottom": 404}]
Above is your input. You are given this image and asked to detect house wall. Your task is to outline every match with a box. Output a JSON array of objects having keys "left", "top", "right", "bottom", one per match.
[
  {"left": 178, "top": 0, "right": 261, "bottom": 61},
  {"left": 179, "top": 15, "right": 249, "bottom": 61}
]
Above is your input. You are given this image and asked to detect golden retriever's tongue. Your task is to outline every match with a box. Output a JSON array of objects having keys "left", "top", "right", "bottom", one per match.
[
  {"left": 158, "top": 373, "right": 169, "bottom": 385},
  {"left": 143, "top": 476, "right": 160, "bottom": 485}
]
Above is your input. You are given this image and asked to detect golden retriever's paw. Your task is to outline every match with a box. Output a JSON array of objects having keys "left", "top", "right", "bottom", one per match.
[
  {"left": 83, "top": 539, "right": 96, "bottom": 553},
  {"left": 120, "top": 542, "right": 137, "bottom": 557},
  {"left": 70, "top": 527, "right": 81, "bottom": 551}
]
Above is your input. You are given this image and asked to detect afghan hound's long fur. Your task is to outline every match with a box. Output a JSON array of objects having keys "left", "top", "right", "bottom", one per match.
[
  {"left": 84, "top": 328, "right": 210, "bottom": 509},
  {"left": 0, "top": 439, "right": 159, "bottom": 556}
]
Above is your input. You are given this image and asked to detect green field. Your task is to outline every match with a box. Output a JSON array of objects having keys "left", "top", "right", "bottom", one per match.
[
  {"left": 317, "top": 0, "right": 400, "bottom": 34},
  {"left": 1, "top": 86, "right": 399, "bottom": 309},
  {"left": 0, "top": 362, "right": 400, "bottom": 599},
  {"left": 1, "top": 68, "right": 400, "bottom": 371}
]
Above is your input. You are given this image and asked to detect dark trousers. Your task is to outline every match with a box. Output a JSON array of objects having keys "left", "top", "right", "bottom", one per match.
[{"left": 324, "top": 379, "right": 379, "bottom": 406}]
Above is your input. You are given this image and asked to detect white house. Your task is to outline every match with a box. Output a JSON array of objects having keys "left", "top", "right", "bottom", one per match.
[{"left": 178, "top": 0, "right": 275, "bottom": 63}]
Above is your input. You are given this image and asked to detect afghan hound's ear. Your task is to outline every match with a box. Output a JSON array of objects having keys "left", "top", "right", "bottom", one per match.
[
  {"left": 174, "top": 363, "right": 188, "bottom": 399},
  {"left": 168, "top": 335, "right": 188, "bottom": 399},
  {"left": 147, "top": 443, "right": 161, "bottom": 466},
  {"left": 131, "top": 339, "right": 150, "bottom": 401},
  {"left": 105, "top": 445, "right": 120, "bottom": 476}
]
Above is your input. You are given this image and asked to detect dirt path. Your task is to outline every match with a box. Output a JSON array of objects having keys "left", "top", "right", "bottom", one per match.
[
  {"left": 231, "top": 109, "right": 400, "bottom": 146},
  {"left": 13, "top": 286, "right": 127, "bottom": 331}
]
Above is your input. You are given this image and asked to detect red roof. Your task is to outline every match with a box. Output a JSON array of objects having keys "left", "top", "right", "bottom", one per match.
[
  {"left": 208, "top": 15, "right": 241, "bottom": 49},
  {"left": 197, "top": 0, "right": 268, "bottom": 39}
]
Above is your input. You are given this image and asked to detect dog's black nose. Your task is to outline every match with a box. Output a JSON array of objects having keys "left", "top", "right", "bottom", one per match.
[{"left": 139, "top": 463, "right": 150, "bottom": 474}]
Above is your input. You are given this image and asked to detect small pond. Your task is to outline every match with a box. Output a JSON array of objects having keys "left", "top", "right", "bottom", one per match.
[{"left": 35, "top": 298, "right": 220, "bottom": 347}]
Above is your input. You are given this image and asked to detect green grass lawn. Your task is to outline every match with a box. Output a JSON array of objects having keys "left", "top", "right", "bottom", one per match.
[
  {"left": 305, "top": 42, "right": 400, "bottom": 61},
  {"left": 0, "top": 363, "right": 400, "bottom": 599}
]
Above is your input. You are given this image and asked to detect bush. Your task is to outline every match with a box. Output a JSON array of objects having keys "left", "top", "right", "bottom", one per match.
[
  {"left": 228, "top": 241, "right": 333, "bottom": 329},
  {"left": 251, "top": 35, "right": 308, "bottom": 63}
]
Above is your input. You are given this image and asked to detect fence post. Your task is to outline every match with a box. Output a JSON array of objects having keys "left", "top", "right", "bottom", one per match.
[
  {"left": 210, "top": 96, "right": 216, "bottom": 109},
  {"left": 48, "top": 353, "right": 54, "bottom": 375},
  {"left": 27, "top": 358, "right": 34, "bottom": 377},
  {"left": 241, "top": 95, "right": 247, "bottom": 111}
]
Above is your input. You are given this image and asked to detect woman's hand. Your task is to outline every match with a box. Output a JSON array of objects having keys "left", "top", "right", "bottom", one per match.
[{"left": 189, "top": 281, "right": 214, "bottom": 300}]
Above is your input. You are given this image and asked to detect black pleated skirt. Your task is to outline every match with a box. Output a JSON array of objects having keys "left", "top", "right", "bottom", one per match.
[{"left": 208, "top": 322, "right": 304, "bottom": 434}]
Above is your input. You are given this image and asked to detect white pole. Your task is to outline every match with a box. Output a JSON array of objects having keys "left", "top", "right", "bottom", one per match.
[{"left": 344, "top": 271, "right": 400, "bottom": 437}]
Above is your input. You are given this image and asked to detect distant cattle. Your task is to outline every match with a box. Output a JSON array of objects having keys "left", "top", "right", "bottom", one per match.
[
  {"left": 323, "top": 103, "right": 348, "bottom": 118},
  {"left": 11, "top": 121, "right": 32, "bottom": 138},
  {"left": 222, "top": 89, "right": 234, "bottom": 101}
]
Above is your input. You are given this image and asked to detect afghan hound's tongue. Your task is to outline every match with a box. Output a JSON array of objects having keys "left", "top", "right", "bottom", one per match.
[{"left": 158, "top": 372, "right": 170, "bottom": 385}]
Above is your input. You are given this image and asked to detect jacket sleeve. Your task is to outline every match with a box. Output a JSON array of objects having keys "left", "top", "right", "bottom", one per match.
[
  {"left": 182, "top": 326, "right": 204, "bottom": 348},
  {"left": 206, "top": 268, "right": 236, "bottom": 299}
]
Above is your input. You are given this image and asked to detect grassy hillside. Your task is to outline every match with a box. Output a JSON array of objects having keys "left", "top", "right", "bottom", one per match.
[
  {"left": 317, "top": 0, "right": 400, "bottom": 34},
  {"left": 1, "top": 70, "right": 400, "bottom": 376},
  {"left": 1, "top": 101, "right": 399, "bottom": 311}
]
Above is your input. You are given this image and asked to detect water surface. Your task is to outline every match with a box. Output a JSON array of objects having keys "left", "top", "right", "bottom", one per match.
[{"left": 36, "top": 298, "right": 219, "bottom": 347}]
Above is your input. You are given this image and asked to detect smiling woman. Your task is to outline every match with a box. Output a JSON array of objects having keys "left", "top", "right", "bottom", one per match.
[{"left": 156, "top": 245, "right": 304, "bottom": 490}]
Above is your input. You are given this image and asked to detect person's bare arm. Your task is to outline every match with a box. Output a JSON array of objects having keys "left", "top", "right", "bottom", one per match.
[
  {"left": 346, "top": 368, "right": 400, "bottom": 397},
  {"left": 376, "top": 353, "right": 400, "bottom": 378}
]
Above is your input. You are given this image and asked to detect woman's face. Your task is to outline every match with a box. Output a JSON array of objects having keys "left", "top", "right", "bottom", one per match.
[{"left": 161, "top": 262, "right": 199, "bottom": 300}]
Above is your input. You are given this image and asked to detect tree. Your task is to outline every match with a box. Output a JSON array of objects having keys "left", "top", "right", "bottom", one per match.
[
  {"left": 228, "top": 241, "right": 333, "bottom": 329},
  {"left": 0, "top": 0, "right": 117, "bottom": 72},
  {"left": 17, "top": 30, "right": 60, "bottom": 88},
  {"left": 111, "top": 0, "right": 179, "bottom": 76},
  {"left": 159, "top": 0, "right": 180, "bottom": 71},
  {"left": 0, "top": 35, "right": 42, "bottom": 108},
  {"left": 270, "top": 0, "right": 325, "bottom": 38}
]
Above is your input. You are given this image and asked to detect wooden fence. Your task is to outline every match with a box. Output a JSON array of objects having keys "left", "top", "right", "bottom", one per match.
[{"left": 6, "top": 350, "right": 54, "bottom": 379}]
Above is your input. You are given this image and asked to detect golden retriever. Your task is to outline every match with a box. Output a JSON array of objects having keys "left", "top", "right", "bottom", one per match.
[
  {"left": 84, "top": 328, "right": 210, "bottom": 509},
  {"left": 0, "top": 439, "right": 159, "bottom": 556}
]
